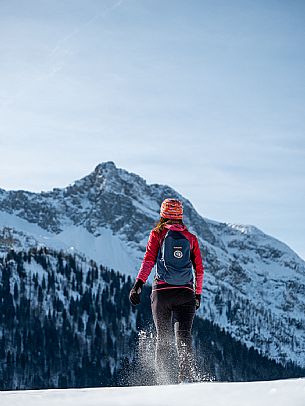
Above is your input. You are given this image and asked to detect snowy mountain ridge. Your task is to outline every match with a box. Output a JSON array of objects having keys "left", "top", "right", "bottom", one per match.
[{"left": 1, "top": 161, "right": 305, "bottom": 368}]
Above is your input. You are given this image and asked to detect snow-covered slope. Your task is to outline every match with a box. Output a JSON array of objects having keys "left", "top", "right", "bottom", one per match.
[
  {"left": 1, "top": 379, "right": 305, "bottom": 406},
  {"left": 1, "top": 161, "right": 305, "bottom": 368}
]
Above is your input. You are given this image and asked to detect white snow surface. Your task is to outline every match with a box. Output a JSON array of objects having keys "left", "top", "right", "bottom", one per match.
[
  {"left": 0, "top": 211, "right": 140, "bottom": 275},
  {"left": 1, "top": 379, "right": 305, "bottom": 406}
]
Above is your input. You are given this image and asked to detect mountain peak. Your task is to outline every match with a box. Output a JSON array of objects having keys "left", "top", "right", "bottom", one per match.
[
  {"left": 94, "top": 161, "right": 117, "bottom": 174},
  {"left": 88, "top": 161, "right": 151, "bottom": 197}
]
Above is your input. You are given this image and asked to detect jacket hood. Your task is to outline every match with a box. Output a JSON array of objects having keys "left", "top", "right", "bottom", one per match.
[{"left": 164, "top": 223, "right": 187, "bottom": 232}]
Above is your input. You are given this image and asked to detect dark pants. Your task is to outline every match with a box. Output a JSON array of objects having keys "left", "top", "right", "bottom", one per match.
[{"left": 151, "top": 288, "right": 196, "bottom": 383}]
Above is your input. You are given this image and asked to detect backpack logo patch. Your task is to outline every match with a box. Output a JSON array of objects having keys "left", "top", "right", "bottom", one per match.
[{"left": 174, "top": 247, "right": 183, "bottom": 259}]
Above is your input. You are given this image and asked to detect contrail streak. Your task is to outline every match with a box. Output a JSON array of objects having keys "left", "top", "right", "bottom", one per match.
[
  {"left": 49, "top": 0, "right": 124, "bottom": 57},
  {"left": 0, "top": 0, "right": 125, "bottom": 110}
]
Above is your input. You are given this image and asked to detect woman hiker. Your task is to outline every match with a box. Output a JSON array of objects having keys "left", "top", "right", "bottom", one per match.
[{"left": 129, "top": 198, "right": 204, "bottom": 383}]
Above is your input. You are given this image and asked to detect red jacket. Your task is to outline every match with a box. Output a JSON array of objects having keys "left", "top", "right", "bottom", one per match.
[{"left": 136, "top": 223, "right": 204, "bottom": 294}]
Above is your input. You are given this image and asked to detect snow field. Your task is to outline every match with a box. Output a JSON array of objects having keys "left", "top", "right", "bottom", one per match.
[{"left": 1, "top": 379, "right": 305, "bottom": 406}]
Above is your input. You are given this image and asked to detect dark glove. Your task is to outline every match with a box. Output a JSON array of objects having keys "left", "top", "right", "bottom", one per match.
[
  {"left": 129, "top": 279, "right": 144, "bottom": 306},
  {"left": 195, "top": 294, "right": 201, "bottom": 310}
]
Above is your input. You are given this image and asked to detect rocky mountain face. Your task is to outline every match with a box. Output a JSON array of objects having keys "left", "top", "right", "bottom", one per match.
[
  {"left": 0, "top": 161, "right": 305, "bottom": 369},
  {"left": 0, "top": 161, "right": 216, "bottom": 253}
]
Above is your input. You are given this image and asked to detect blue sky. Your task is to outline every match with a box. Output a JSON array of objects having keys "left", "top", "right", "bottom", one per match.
[{"left": 0, "top": 0, "right": 304, "bottom": 259}]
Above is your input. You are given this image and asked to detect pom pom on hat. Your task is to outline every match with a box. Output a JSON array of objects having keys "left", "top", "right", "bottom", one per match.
[{"left": 160, "top": 198, "right": 183, "bottom": 220}]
